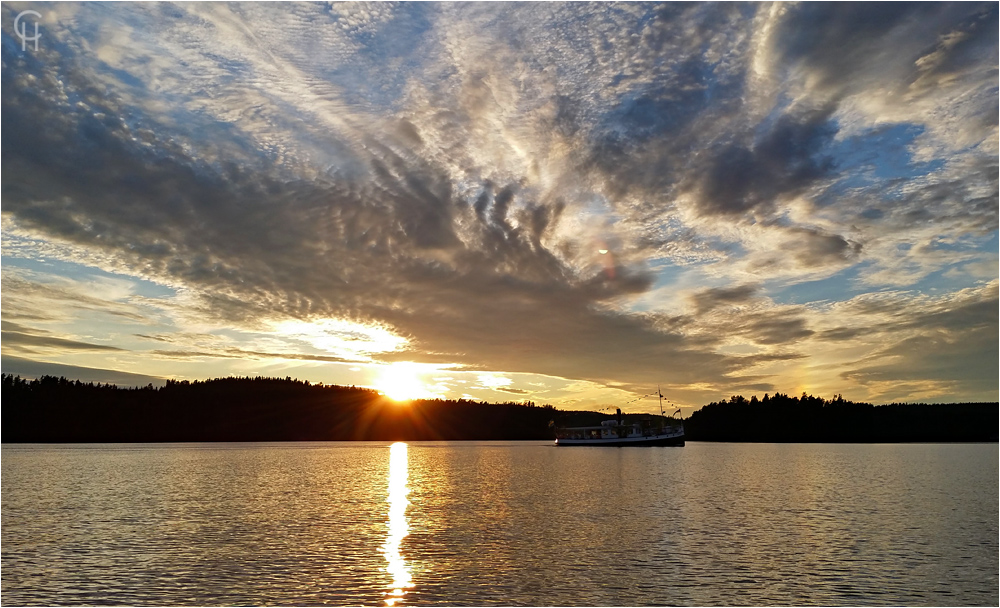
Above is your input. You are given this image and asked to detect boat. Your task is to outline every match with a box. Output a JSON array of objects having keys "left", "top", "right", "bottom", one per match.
[{"left": 554, "top": 388, "right": 685, "bottom": 447}]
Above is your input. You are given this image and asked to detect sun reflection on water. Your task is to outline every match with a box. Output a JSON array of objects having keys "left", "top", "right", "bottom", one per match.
[{"left": 383, "top": 442, "right": 413, "bottom": 606}]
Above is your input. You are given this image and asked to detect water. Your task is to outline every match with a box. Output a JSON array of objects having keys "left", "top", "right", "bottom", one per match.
[{"left": 2, "top": 442, "right": 997, "bottom": 606}]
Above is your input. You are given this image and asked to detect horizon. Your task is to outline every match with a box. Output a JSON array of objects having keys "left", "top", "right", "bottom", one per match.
[
  {"left": 2, "top": 3, "right": 998, "bottom": 416},
  {"left": 5, "top": 371, "right": 998, "bottom": 413}
]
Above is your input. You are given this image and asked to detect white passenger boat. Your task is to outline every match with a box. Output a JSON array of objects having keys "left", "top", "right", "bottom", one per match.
[
  {"left": 554, "top": 415, "right": 685, "bottom": 446},
  {"left": 554, "top": 389, "right": 685, "bottom": 447}
]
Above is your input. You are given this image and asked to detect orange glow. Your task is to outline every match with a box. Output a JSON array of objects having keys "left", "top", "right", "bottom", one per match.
[{"left": 376, "top": 362, "right": 439, "bottom": 401}]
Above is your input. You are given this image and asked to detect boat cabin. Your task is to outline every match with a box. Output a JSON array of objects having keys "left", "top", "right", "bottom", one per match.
[{"left": 555, "top": 418, "right": 674, "bottom": 440}]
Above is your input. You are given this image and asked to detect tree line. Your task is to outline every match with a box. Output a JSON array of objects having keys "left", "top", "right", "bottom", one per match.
[
  {"left": 684, "top": 392, "right": 997, "bottom": 442},
  {"left": 2, "top": 374, "right": 996, "bottom": 442},
  {"left": 1, "top": 374, "right": 559, "bottom": 441}
]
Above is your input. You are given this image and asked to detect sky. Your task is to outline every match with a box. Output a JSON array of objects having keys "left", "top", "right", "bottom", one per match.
[{"left": 2, "top": 2, "right": 997, "bottom": 414}]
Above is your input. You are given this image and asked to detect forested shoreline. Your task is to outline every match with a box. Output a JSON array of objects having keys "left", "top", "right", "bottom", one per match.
[
  {"left": 2, "top": 374, "right": 996, "bottom": 443},
  {"left": 684, "top": 393, "right": 997, "bottom": 442}
]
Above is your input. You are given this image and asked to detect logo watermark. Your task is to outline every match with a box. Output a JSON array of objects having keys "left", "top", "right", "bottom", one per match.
[{"left": 14, "top": 10, "right": 41, "bottom": 52}]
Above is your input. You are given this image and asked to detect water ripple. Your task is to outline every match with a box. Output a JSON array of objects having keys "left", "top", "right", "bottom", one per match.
[{"left": 2, "top": 442, "right": 997, "bottom": 606}]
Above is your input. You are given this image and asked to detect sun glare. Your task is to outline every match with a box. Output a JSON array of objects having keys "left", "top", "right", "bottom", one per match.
[
  {"left": 377, "top": 362, "right": 437, "bottom": 401},
  {"left": 271, "top": 318, "right": 407, "bottom": 359}
]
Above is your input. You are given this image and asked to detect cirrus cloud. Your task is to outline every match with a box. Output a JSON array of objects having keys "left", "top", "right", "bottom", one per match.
[{"left": 2, "top": 2, "right": 996, "bottom": 408}]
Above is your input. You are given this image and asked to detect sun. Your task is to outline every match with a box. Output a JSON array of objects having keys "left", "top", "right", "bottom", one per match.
[{"left": 377, "top": 362, "right": 435, "bottom": 401}]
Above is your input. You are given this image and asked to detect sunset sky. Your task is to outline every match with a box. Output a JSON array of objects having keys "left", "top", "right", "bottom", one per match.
[{"left": 2, "top": 2, "right": 997, "bottom": 414}]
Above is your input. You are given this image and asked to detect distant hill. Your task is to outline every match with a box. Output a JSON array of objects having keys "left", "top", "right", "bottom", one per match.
[{"left": 2, "top": 375, "right": 996, "bottom": 443}]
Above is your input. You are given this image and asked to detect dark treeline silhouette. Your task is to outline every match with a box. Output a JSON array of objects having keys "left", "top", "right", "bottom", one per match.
[
  {"left": 684, "top": 392, "right": 998, "bottom": 442},
  {"left": 1, "top": 374, "right": 561, "bottom": 442},
  {"left": 2, "top": 375, "right": 996, "bottom": 442}
]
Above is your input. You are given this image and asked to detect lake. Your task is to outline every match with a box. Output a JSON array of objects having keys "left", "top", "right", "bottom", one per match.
[{"left": 2, "top": 442, "right": 997, "bottom": 606}]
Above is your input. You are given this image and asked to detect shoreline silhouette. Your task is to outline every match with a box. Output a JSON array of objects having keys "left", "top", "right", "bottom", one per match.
[{"left": 3, "top": 374, "right": 996, "bottom": 443}]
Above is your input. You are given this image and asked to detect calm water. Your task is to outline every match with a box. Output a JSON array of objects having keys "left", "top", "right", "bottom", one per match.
[{"left": 2, "top": 442, "right": 997, "bottom": 606}]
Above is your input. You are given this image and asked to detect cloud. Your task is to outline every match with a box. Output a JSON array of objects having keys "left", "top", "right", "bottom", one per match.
[
  {"left": 0, "top": 3, "right": 995, "bottom": 406},
  {"left": 816, "top": 327, "right": 867, "bottom": 342},
  {"left": 494, "top": 386, "right": 530, "bottom": 395},
  {"left": 688, "top": 108, "right": 839, "bottom": 218},
  {"left": 840, "top": 327, "right": 997, "bottom": 402},
  {"left": 682, "top": 287, "right": 815, "bottom": 348},
  {"left": 148, "top": 347, "right": 357, "bottom": 364},
  {"left": 820, "top": 281, "right": 999, "bottom": 401},
  {"left": 2, "top": 26, "right": 740, "bottom": 393},
  {"left": 1, "top": 271, "right": 150, "bottom": 323},
  {"left": 133, "top": 334, "right": 175, "bottom": 343},
  {"left": 784, "top": 227, "right": 862, "bottom": 269},
  {"left": 148, "top": 350, "right": 245, "bottom": 361},
  {"left": 1, "top": 355, "right": 164, "bottom": 387},
  {"left": 689, "top": 284, "right": 760, "bottom": 314},
  {"left": 738, "top": 312, "right": 815, "bottom": 346},
  {"left": 1, "top": 322, "right": 125, "bottom": 354}
]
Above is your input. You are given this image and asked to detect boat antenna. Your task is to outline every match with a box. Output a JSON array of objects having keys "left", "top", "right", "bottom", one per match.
[{"left": 658, "top": 385, "right": 664, "bottom": 417}]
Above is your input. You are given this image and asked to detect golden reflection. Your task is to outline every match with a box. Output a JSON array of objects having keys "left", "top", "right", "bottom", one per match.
[{"left": 383, "top": 442, "right": 413, "bottom": 606}]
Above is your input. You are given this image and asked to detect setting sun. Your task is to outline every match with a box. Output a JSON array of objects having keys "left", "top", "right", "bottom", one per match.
[{"left": 376, "top": 363, "right": 438, "bottom": 401}]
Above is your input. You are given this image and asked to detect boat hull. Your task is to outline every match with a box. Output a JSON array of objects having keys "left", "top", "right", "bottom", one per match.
[{"left": 555, "top": 433, "right": 685, "bottom": 447}]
